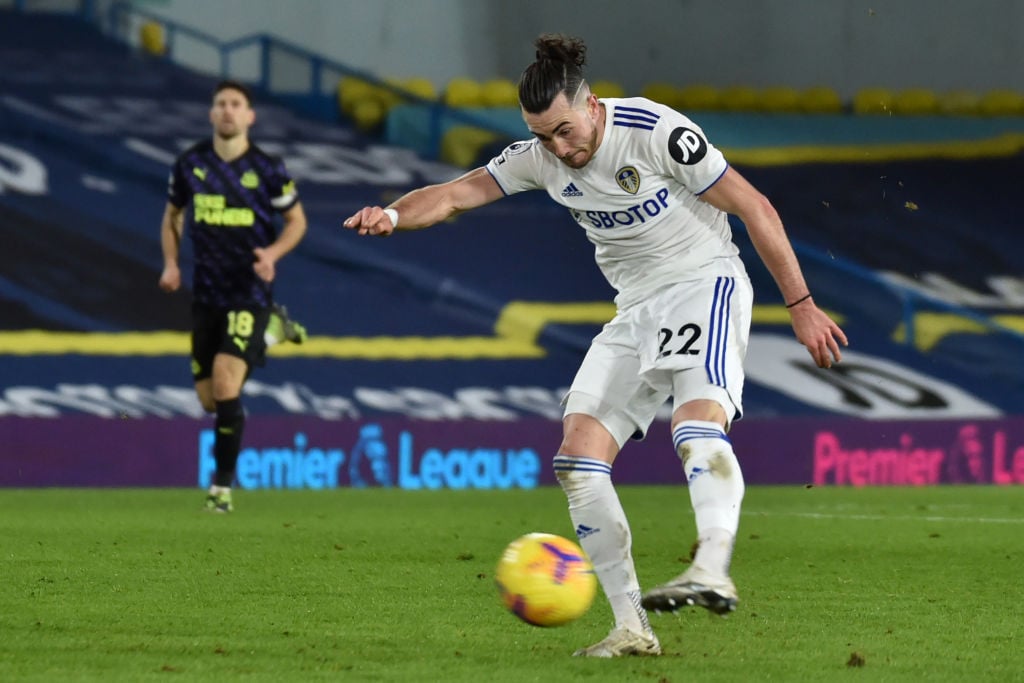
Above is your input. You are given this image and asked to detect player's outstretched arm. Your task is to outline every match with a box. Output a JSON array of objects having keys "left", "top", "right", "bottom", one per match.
[
  {"left": 700, "top": 167, "right": 848, "bottom": 368},
  {"left": 343, "top": 167, "right": 504, "bottom": 236}
]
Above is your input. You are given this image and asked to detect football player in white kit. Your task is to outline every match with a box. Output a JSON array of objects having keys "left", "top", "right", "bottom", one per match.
[{"left": 344, "top": 34, "right": 847, "bottom": 657}]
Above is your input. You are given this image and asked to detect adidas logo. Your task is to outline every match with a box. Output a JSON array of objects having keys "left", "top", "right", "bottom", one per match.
[
  {"left": 561, "top": 182, "right": 583, "bottom": 197},
  {"left": 575, "top": 523, "right": 599, "bottom": 539},
  {"left": 688, "top": 466, "right": 708, "bottom": 483}
]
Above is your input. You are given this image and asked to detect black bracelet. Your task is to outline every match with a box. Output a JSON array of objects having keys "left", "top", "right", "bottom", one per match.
[{"left": 785, "top": 293, "right": 812, "bottom": 308}]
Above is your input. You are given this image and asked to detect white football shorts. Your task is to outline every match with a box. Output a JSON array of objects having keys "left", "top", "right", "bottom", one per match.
[{"left": 564, "top": 271, "right": 753, "bottom": 447}]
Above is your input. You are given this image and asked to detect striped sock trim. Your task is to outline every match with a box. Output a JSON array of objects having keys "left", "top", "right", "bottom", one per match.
[
  {"left": 672, "top": 423, "right": 730, "bottom": 453},
  {"left": 552, "top": 455, "right": 613, "bottom": 476}
]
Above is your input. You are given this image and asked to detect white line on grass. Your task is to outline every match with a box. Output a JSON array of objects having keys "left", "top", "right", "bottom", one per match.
[{"left": 746, "top": 511, "right": 1024, "bottom": 525}]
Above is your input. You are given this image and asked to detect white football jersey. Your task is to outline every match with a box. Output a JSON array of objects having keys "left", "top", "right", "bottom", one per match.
[{"left": 486, "top": 96, "right": 745, "bottom": 309}]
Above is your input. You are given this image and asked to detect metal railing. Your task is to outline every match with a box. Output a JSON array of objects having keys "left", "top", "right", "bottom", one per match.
[{"left": 98, "top": 1, "right": 525, "bottom": 159}]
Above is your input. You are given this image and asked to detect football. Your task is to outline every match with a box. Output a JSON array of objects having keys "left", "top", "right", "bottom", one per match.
[{"left": 494, "top": 532, "right": 597, "bottom": 627}]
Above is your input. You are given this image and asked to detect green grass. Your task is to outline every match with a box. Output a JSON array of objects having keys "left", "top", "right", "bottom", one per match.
[{"left": 1, "top": 486, "right": 1021, "bottom": 682}]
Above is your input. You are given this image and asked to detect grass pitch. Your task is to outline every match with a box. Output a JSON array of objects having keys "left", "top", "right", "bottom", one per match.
[{"left": 1, "top": 485, "right": 1021, "bottom": 682}]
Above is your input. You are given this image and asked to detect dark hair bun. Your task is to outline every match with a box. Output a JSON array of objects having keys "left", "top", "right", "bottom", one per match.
[{"left": 534, "top": 34, "right": 586, "bottom": 68}]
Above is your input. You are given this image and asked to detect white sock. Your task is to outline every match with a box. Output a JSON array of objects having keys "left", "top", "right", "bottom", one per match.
[
  {"left": 672, "top": 421, "right": 745, "bottom": 576},
  {"left": 264, "top": 312, "right": 283, "bottom": 346},
  {"left": 554, "top": 454, "right": 651, "bottom": 634}
]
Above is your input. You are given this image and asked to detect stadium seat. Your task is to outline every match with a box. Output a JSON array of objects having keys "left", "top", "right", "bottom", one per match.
[
  {"left": 350, "top": 98, "right": 387, "bottom": 133},
  {"left": 938, "top": 89, "right": 980, "bottom": 115},
  {"left": 480, "top": 78, "right": 519, "bottom": 107},
  {"left": 376, "top": 77, "right": 406, "bottom": 109},
  {"left": 139, "top": 21, "right": 165, "bottom": 56},
  {"left": 440, "top": 126, "right": 499, "bottom": 168},
  {"left": 338, "top": 76, "right": 376, "bottom": 116},
  {"left": 718, "top": 85, "right": 760, "bottom": 112},
  {"left": 444, "top": 77, "right": 484, "bottom": 108},
  {"left": 677, "top": 84, "right": 719, "bottom": 111},
  {"left": 853, "top": 87, "right": 895, "bottom": 114},
  {"left": 337, "top": 75, "right": 399, "bottom": 132},
  {"left": 978, "top": 89, "right": 1024, "bottom": 116},
  {"left": 641, "top": 82, "right": 680, "bottom": 109},
  {"left": 398, "top": 77, "right": 438, "bottom": 102},
  {"left": 892, "top": 88, "right": 939, "bottom": 115},
  {"left": 759, "top": 86, "right": 802, "bottom": 113},
  {"left": 589, "top": 80, "right": 626, "bottom": 99},
  {"left": 799, "top": 86, "right": 843, "bottom": 114}
]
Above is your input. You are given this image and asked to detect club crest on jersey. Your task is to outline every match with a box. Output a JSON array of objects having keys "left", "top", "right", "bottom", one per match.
[
  {"left": 241, "top": 170, "right": 260, "bottom": 189},
  {"left": 615, "top": 166, "right": 640, "bottom": 195}
]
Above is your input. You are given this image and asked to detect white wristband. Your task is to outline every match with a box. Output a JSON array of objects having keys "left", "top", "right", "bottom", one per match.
[{"left": 382, "top": 208, "right": 399, "bottom": 228}]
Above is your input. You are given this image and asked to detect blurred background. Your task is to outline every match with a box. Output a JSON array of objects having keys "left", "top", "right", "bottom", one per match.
[{"left": 1, "top": 0, "right": 1022, "bottom": 490}]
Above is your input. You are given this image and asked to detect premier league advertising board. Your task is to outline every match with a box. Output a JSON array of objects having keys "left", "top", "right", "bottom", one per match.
[{"left": 3, "top": 416, "right": 1023, "bottom": 489}]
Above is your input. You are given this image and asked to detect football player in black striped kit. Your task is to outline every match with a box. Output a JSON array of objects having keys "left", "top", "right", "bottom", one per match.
[{"left": 159, "top": 80, "right": 308, "bottom": 513}]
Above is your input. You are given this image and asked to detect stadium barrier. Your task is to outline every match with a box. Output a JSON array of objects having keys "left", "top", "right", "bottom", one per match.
[{"left": 3, "top": 415, "right": 1022, "bottom": 489}]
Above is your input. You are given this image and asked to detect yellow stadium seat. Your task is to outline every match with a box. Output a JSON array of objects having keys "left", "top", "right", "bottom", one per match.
[
  {"left": 440, "top": 126, "right": 499, "bottom": 168},
  {"left": 978, "top": 89, "right": 1024, "bottom": 116},
  {"left": 139, "top": 21, "right": 165, "bottom": 56},
  {"left": 718, "top": 85, "right": 760, "bottom": 112},
  {"left": 892, "top": 88, "right": 939, "bottom": 115},
  {"left": 853, "top": 87, "right": 894, "bottom": 115},
  {"left": 399, "top": 77, "right": 438, "bottom": 102},
  {"left": 376, "top": 78, "right": 407, "bottom": 109},
  {"left": 444, "top": 78, "right": 484, "bottom": 108},
  {"left": 590, "top": 80, "right": 626, "bottom": 98},
  {"left": 351, "top": 99, "right": 386, "bottom": 133},
  {"left": 338, "top": 76, "right": 376, "bottom": 116},
  {"left": 677, "top": 84, "right": 719, "bottom": 111},
  {"left": 338, "top": 75, "right": 402, "bottom": 130},
  {"left": 759, "top": 86, "right": 801, "bottom": 113},
  {"left": 480, "top": 78, "right": 519, "bottom": 107},
  {"left": 641, "top": 82, "right": 680, "bottom": 109},
  {"left": 799, "top": 86, "right": 843, "bottom": 114},
  {"left": 939, "top": 89, "right": 980, "bottom": 115}
]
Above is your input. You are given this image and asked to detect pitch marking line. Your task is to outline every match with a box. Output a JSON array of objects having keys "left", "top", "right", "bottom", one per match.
[{"left": 747, "top": 511, "right": 1024, "bottom": 525}]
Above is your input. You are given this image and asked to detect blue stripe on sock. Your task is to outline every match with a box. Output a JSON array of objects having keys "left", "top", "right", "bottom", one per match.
[
  {"left": 552, "top": 455, "right": 612, "bottom": 476},
  {"left": 672, "top": 426, "right": 731, "bottom": 449}
]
